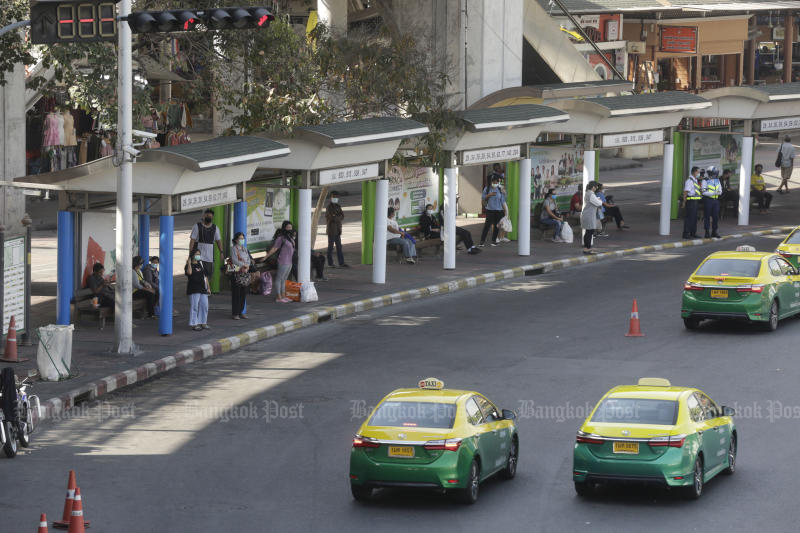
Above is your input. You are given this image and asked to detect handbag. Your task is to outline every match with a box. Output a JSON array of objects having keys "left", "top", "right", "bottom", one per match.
[
  {"left": 776, "top": 148, "right": 783, "bottom": 168},
  {"left": 285, "top": 280, "right": 302, "bottom": 302},
  {"left": 260, "top": 271, "right": 272, "bottom": 296},
  {"left": 499, "top": 216, "right": 513, "bottom": 233},
  {"left": 234, "top": 271, "right": 251, "bottom": 287}
]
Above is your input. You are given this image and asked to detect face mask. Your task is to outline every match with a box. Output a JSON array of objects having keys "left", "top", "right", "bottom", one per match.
[
  {"left": 426, "top": 210, "right": 433, "bottom": 216},
  {"left": 152, "top": 264, "right": 159, "bottom": 270},
  {"left": 552, "top": 195, "right": 557, "bottom": 200},
  {"left": 194, "top": 255, "right": 201, "bottom": 261},
  {"left": 204, "top": 216, "right": 213, "bottom": 223},
  {"left": 331, "top": 198, "right": 339, "bottom": 204},
  {"left": 237, "top": 239, "right": 244, "bottom": 245},
  {"left": 492, "top": 183, "right": 499, "bottom": 189}
]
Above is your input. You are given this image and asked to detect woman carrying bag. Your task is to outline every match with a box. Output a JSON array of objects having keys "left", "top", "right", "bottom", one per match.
[
  {"left": 230, "top": 231, "right": 251, "bottom": 319},
  {"left": 581, "top": 181, "right": 604, "bottom": 255},
  {"left": 263, "top": 221, "right": 296, "bottom": 304},
  {"left": 186, "top": 246, "right": 210, "bottom": 330}
]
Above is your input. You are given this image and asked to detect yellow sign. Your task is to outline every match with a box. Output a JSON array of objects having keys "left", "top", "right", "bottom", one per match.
[{"left": 418, "top": 377, "right": 444, "bottom": 390}]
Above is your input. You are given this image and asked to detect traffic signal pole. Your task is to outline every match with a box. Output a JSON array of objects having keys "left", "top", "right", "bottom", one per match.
[{"left": 115, "top": 0, "right": 134, "bottom": 354}]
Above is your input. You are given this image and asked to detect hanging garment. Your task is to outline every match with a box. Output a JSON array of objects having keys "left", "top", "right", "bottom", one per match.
[
  {"left": 167, "top": 104, "right": 182, "bottom": 129},
  {"left": 56, "top": 113, "right": 65, "bottom": 146},
  {"left": 62, "top": 112, "right": 77, "bottom": 146},
  {"left": 100, "top": 139, "right": 113, "bottom": 157},
  {"left": 65, "top": 146, "right": 77, "bottom": 167},
  {"left": 42, "top": 113, "right": 61, "bottom": 147},
  {"left": 87, "top": 134, "right": 101, "bottom": 162},
  {"left": 78, "top": 138, "right": 88, "bottom": 165}
]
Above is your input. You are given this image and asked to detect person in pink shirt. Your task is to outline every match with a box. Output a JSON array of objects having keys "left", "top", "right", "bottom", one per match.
[{"left": 264, "top": 221, "right": 296, "bottom": 303}]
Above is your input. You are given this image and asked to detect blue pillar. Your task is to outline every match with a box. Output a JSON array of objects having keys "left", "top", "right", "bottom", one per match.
[
  {"left": 56, "top": 211, "right": 74, "bottom": 325},
  {"left": 233, "top": 201, "right": 247, "bottom": 314},
  {"left": 159, "top": 215, "right": 174, "bottom": 336},
  {"left": 138, "top": 213, "right": 149, "bottom": 264}
]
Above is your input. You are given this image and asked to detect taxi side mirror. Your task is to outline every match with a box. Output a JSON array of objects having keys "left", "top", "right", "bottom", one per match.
[
  {"left": 501, "top": 409, "right": 517, "bottom": 421},
  {"left": 721, "top": 406, "right": 735, "bottom": 417}
]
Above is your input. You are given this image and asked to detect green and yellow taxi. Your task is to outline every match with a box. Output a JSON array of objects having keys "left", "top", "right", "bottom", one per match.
[
  {"left": 573, "top": 378, "right": 736, "bottom": 499},
  {"left": 681, "top": 246, "right": 800, "bottom": 331},
  {"left": 349, "top": 378, "right": 518, "bottom": 504},
  {"left": 776, "top": 227, "right": 800, "bottom": 269}
]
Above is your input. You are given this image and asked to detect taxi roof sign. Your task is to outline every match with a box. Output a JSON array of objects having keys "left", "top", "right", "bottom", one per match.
[
  {"left": 638, "top": 377, "right": 671, "bottom": 387},
  {"left": 736, "top": 245, "right": 756, "bottom": 252},
  {"left": 419, "top": 377, "right": 445, "bottom": 390}
]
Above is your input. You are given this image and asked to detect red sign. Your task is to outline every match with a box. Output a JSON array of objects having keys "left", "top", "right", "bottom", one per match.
[{"left": 661, "top": 26, "right": 697, "bottom": 53}]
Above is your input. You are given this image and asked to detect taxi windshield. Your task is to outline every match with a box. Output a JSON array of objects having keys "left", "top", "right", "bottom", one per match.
[
  {"left": 591, "top": 398, "right": 678, "bottom": 425},
  {"left": 786, "top": 231, "right": 800, "bottom": 245},
  {"left": 368, "top": 401, "right": 457, "bottom": 429},
  {"left": 696, "top": 258, "right": 760, "bottom": 277}
]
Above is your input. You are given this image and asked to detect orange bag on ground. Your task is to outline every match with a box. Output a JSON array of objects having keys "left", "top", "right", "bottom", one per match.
[{"left": 285, "top": 280, "right": 301, "bottom": 302}]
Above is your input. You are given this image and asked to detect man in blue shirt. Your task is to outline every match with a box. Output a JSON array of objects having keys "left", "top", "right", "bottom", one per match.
[{"left": 480, "top": 173, "right": 507, "bottom": 246}]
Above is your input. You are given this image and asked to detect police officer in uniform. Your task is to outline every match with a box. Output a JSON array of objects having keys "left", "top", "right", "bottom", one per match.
[
  {"left": 701, "top": 166, "right": 722, "bottom": 239},
  {"left": 681, "top": 166, "right": 702, "bottom": 239}
]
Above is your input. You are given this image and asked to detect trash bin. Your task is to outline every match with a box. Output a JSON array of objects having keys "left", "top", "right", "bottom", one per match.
[{"left": 36, "top": 325, "right": 74, "bottom": 381}]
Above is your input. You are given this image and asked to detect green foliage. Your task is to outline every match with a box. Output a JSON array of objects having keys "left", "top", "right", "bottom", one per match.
[{"left": 0, "top": 0, "right": 35, "bottom": 84}]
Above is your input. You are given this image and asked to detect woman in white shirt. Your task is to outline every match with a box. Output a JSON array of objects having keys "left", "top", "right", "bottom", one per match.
[
  {"left": 580, "top": 181, "right": 604, "bottom": 255},
  {"left": 386, "top": 207, "right": 416, "bottom": 264}
]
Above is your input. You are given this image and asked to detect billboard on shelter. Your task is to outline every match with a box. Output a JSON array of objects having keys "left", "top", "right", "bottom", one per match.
[
  {"left": 529, "top": 144, "right": 585, "bottom": 212},
  {"left": 246, "top": 183, "right": 291, "bottom": 252},
  {"left": 689, "top": 133, "right": 742, "bottom": 188},
  {"left": 386, "top": 166, "right": 440, "bottom": 227}
]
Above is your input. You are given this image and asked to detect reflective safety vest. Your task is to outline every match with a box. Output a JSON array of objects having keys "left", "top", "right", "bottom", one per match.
[
  {"left": 704, "top": 179, "right": 721, "bottom": 199},
  {"left": 686, "top": 178, "right": 701, "bottom": 200}
]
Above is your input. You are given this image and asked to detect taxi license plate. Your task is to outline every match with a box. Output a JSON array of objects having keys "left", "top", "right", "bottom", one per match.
[
  {"left": 388, "top": 446, "right": 414, "bottom": 458},
  {"left": 613, "top": 441, "right": 639, "bottom": 454},
  {"left": 710, "top": 289, "right": 728, "bottom": 299}
]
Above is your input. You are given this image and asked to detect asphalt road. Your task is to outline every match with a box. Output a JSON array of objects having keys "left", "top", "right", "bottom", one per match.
[{"left": 4, "top": 234, "right": 800, "bottom": 532}]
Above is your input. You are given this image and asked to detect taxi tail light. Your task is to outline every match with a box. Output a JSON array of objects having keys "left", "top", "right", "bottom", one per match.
[
  {"left": 736, "top": 285, "right": 764, "bottom": 293},
  {"left": 423, "top": 438, "right": 462, "bottom": 451},
  {"left": 648, "top": 435, "right": 686, "bottom": 448},
  {"left": 352, "top": 435, "right": 380, "bottom": 448},
  {"left": 683, "top": 282, "right": 703, "bottom": 291},
  {"left": 575, "top": 431, "right": 604, "bottom": 445},
  {"left": 777, "top": 250, "right": 793, "bottom": 259}
]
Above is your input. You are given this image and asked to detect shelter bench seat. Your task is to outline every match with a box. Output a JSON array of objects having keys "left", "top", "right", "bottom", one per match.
[{"left": 71, "top": 287, "right": 145, "bottom": 330}]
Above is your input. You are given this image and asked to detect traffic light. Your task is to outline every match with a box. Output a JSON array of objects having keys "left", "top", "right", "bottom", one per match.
[
  {"left": 126, "top": 6, "right": 273, "bottom": 34},
  {"left": 30, "top": 0, "right": 120, "bottom": 44}
]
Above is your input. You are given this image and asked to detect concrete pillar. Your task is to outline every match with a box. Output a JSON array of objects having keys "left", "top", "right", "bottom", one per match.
[
  {"left": 297, "top": 190, "right": 312, "bottom": 284},
  {"left": 158, "top": 215, "right": 173, "bottom": 336},
  {"left": 582, "top": 149, "right": 596, "bottom": 238},
  {"left": 361, "top": 180, "right": 376, "bottom": 265},
  {"left": 372, "top": 179, "right": 388, "bottom": 284},
  {"left": 518, "top": 158, "right": 531, "bottom": 256},
  {"left": 56, "top": 211, "right": 74, "bottom": 325},
  {"left": 317, "top": 0, "right": 348, "bottom": 34},
  {"left": 1, "top": 62, "right": 26, "bottom": 236},
  {"left": 785, "top": 11, "right": 795, "bottom": 83},
  {"left": 738, "top": 137, "right": 754, "bottom": 226},
  {"left": 443, "top": 168, "right": 457, "bottom": 270},
  {"left": 660, "top": 144, "right": 675, "bottom": 236}
]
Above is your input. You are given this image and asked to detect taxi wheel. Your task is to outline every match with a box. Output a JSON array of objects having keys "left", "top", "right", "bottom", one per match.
[
  {"left": 683, "top": 456, "right": 704, "bottom": 500},
  {"left": 683, "top": 317, "right": 700, "bottom": 330},
  {"left": 764, "top": 300, "right": 779, "bottom": 332},
  {"left": 350, "top": 484, "right": 372, "bottom": 502},
  {"left": 723, "top": 435, "right": 737, "bottom": 475},
  {"left": 458, "top": 460, "right": 480, "bottom": 505},
  {"left": 499, "top": 438, "right": 518, "bottom": 480},
  {"left": 574, "top": 481, "right": 595, "bottom": 497}
]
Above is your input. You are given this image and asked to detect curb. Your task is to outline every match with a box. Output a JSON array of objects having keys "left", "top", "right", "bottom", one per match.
[{"left": 35, "top": 225, "right": 795, "bottom": 423}]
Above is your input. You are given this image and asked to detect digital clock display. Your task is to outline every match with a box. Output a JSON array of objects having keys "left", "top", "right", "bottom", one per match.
[{"left": 34, "top": 1, "right": 118, "bottom": 44}]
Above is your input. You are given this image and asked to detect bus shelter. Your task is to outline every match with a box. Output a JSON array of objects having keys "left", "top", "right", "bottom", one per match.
[
  {"left": 543, "top": 92, "right": 712, "bottom": 236},
  {"left": 682, "top": 82, "right": 800, "bottom": 226},
  {"left": 17, "top": 135, "right": 290, "bottom": 338},
  {"left": 255, "top": 117, "right": 429, "bottom": 285}
]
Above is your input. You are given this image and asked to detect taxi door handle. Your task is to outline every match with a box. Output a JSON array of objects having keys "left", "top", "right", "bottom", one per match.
[{"left": 697, "top": 430, "right": 704, "bottom": 436}]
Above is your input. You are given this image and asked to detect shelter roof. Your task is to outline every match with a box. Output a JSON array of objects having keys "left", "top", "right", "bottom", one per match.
[
  {"left": 686, "top": 83, "right": 800, "bottom": 121},
  {"left": 550, "top": 92, "right": 710, "bottom": 117},
  {"left": 457, "top": 104, "right": 570, "bottom": 131},
  {"left": 297, "top": 117, "right": 429, "bottom": 147},
  {"left": 140, "top": 136, "right": 289, "bottom": 171},
  {"left": 536, "top": 0, "right": 800, "bottom": 15}
]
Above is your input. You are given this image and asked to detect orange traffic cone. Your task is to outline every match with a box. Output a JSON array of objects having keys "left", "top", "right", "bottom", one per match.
[
  {"left": 625, "top": 299, "right": 645, "bottom": 337},
  {"left": 66, "top": 487, "right": 85, "bottom": 533},
  {"left": 53, "top": 471, "right": 90, "bottom": 529},
  {"left": 38, "top": 513, "right": 49, "bottom": 533},
  {"left": 1, "top": 316, "right": 28, "bottom": 363}
]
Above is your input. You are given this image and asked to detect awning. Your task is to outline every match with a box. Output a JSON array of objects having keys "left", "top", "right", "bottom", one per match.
[{"left": 686, "top": 82, "right": 800, "bottom": 123}]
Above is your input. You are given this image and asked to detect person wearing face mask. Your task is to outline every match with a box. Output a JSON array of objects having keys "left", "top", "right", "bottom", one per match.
[
  {"left": 419, "top": 203, "right": 442, "bottom": 240},
  {"left": 141, "top": 256, "right": 160, "bottom": 303},
  {"left": 325, "top": 190, "right": 348, "bottom": 268},
  {"left": 480, "top": 174, "right": 506, "bottom": 246},
  {"left": 581, "top": 181, "right": 604, "bottom": 255},
  {"left": 229, "top": 231, "right": 251, "bottom": 318},
  {"left": 132, "top": 255, "right": 157, "bottom": 318},
  {"left": 386, "top": 207, "right": 417, "bottom": 263},
  {"left": 189, "top": 208, "right": 224, "bottom": 279},
  {"left": 264, "top": 221, "right": 296, "bottom": 303},
  {"left": 681, "top": 166, "right": 702, "bottom": 239},
  {"left": 540, "top": 188, "right": 565, "bottom": 243},
  {"left": 430, "top": 204, "right": 482, "bottom": 255},
  {"left": 185, "top": 246, "right": 209, "bottom": 330}
]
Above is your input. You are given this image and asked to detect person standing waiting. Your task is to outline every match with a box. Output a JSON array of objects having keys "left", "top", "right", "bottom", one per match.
[
  {"left": 185, "top": 247, "right": 209, "bottom": 330},
  {"left": 264, "top": 221, "right": 296, "bottom": 303},
  {"left": 229, "top": 231, "right": 250, "bottom": 319},
  {"left": 326, "top": 191, "right": 348, "bottom": 268},
  {"left": 751, "top": 164, "right": 773, "bottom": 214},
  {"left": 189, "top": 208, "right": 224, "bottom": 279},
  {"left": 778, "top": 135, "right": 796, "bottom": 194},
  {"left": 581, "top": 181, "right": 603, "bottom": 255},
  {"left": 681, "top": 166, "right": 702, "bottom": 239},
  {"left": 480, "top": 174, "right": 506, "bottom": 246},
  {"left": 701, "top": 168, "right": 722, "bottom": 239}
]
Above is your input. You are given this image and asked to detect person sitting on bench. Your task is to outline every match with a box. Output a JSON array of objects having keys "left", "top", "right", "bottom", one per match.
[
  {"left": 422, "top": 204, "right": 481, "bottom": 255},
  {"left": 751, "top": 164, "right": 773, "bottom": 214},
  {"left": 596, "top": 184, "right": 630, "bottom": 231},
  {"left": 132, "top": 255, "right": 157, "bottom": 318},
  {"left": 86, "top": 262, "right": 114, "bottom": 309}
]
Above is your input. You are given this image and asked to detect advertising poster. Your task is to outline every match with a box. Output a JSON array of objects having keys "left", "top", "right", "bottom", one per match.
[
  {"left": 3, "top": 236, "right": 25, "bottom": 335},
  {"left": 80, "top": 212, "right": 138, "bottom": 288},
  {"left": 245, "top": 183, "right": 291, "bottom": 252},
  {"left": 689, "top": 133, "right": 742, "bottom": 188},
  {"left": 386, "top": 166, "right": 440, "bottom": 226},
  {"left": 530, "top": 144, "right": 584, "bottom": 212}
]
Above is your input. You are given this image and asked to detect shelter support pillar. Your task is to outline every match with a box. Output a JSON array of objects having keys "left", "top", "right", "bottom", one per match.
[
  {"left": 670, "top": 131, "right": 686, "bottom": 220},
  {"left": 56, "top": 211, "right": 74, "bottom": 325},
  {"left": 372, "top": 179, "right": 388, "bottom": 283},
  {"left": 233, "top": 200, "right": 249, "bottom": 312},
  {"left": 785, "top": 10, "right": 795, "bottom": 84},
  {"left": 518, "top": 157, "right": 531, "bottom": 256},
  {"left": 660, "top": 143, "right": 675, "bottom": 236},
  {"left": 582, "top": 137, "right": 596, "bottom": 238},
  {"left": 738, "top": 135, "right": 754, "bottom": 226},
  {"left": 361, "top": 181, "right": 376, "bottom": 265},
  {"left": 443, "top": 167, "right": 457, "bottom": 270},
  {"left": 505, "top": 161, "right": 519, "bottom": 242},
  {"left": 158, "top": 214, "right": 173, "bottom": 336},
  {"left": 297, "top": 190, "right": 311, "bottom": 284},
  {"left": 138, "top": 203, "right": 149, "bottom": 263}
]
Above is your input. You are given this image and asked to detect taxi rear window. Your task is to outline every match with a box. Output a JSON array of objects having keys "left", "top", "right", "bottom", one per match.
[
  {"left": 696, "top": 258, "right": 760, "bottom": 277},
  {"left": 368, "top": 401, "right": 457, "bottom": 429},
  {"left": 591, "top": 398, "right": 678, "bottom": 426},
  {"left": 786, "top": 231, "right": 800, "bottom": 245}
]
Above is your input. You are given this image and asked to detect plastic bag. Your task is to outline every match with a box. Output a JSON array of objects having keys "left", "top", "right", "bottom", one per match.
[
  {"left": 285, "top": 281, "right": 302, "bottom": 302},
  {"left": 560, "top": 222, "right": 574, "bottom": 243},
  {"left": 260, "top": 271, "right": 272, "bottom": 296},
  {"left": 300, "top": 281, "right": 318, "bottom": 303},
  {"left": 37, "top": 325, "right": 74, "bottom": 381},
  {"left": 499, "top": 216, "right": 513, "bottom": 233}
]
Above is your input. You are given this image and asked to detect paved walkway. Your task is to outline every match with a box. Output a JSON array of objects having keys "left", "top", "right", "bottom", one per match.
[{"left": 7, "top": 141, "right": 800, "bottom": 411}]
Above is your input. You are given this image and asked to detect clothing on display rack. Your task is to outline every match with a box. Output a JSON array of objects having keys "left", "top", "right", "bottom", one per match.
[
  {"left": 62, "top": 111, "right": 77, "bottom": 146},
  {"left": 42, "top": 112, "right": 61, "bottom": 147}
]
